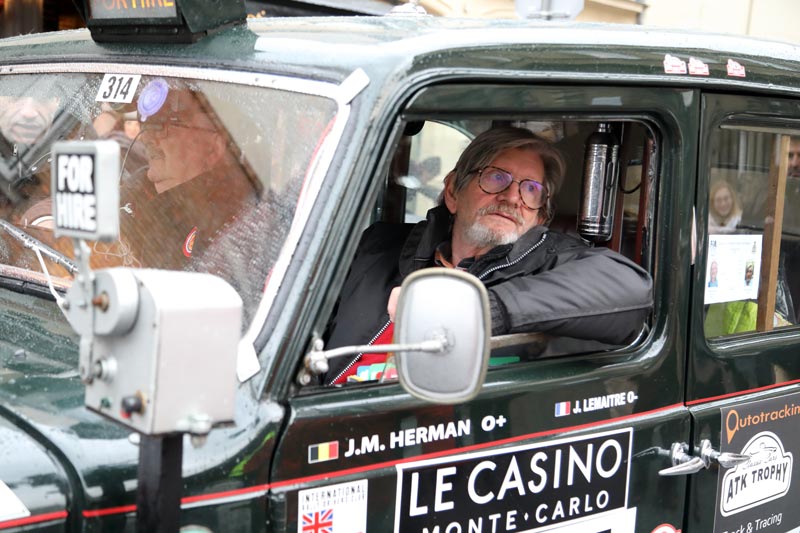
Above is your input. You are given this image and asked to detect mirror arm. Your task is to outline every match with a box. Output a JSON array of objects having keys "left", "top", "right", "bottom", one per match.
[
  {"left": 297, "top": 331, "right": 553, "bottom": 387},
  {"left": 303, "top": 335, "right": 448, "bottom": 376}
]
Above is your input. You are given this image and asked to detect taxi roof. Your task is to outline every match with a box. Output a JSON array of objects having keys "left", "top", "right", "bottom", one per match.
[{"left": 1, "top": 16, "right": 799, "bottom": 97}]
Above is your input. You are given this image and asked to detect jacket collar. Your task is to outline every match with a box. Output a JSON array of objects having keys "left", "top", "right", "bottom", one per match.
[{"left": 399, "top": 204, "right": 549, "bottom": 276}]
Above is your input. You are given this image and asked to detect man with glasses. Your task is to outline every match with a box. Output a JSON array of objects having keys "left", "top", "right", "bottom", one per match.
[
  {"left": 323, "top": 126, "right": 652, "bottom": 385},
  {"left": 116, "top": 87, "right": 259, "bottom": 270}
]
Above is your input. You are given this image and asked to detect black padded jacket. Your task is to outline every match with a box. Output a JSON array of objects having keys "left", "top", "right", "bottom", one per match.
[{"left": 323, "top": 205, "right": 653, "bottom": 384}]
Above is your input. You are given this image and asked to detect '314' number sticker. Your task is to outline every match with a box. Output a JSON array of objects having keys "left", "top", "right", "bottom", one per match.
[{"left": 95, "top": 74, "right": 141, "bottom": 104}]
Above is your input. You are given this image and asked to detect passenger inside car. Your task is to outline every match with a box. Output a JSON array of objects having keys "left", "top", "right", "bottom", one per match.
[
  {"left": 116, "top": 83, "right": 260, "bottom": 270},
  {"left": 708, "top": 179, "right": 742, "bottom": 234}
]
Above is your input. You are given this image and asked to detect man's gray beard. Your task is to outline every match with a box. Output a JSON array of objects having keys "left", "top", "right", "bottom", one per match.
[{"left": 464, "top": 220, "right": 519, "bottom": 249}]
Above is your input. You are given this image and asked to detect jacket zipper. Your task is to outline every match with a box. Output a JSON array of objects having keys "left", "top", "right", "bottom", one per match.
[
  {"left": 329, "top": 318, "right": 392, "bottom": 385},
  {"left": 329, "top": 233, "right": 547, "bottom": 384},
  {"left": 477, "top": 232, "right": 548, "bottom": 281}
]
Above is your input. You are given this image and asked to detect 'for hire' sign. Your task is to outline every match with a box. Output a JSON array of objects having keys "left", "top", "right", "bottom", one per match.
[{"left": 52, "top": 140, "right": 120, "bottom": 242}]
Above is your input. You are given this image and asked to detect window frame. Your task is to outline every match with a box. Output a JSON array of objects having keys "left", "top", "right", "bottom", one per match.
[{"left": 300, "top": 81, "right": 695, "bottom": 393}]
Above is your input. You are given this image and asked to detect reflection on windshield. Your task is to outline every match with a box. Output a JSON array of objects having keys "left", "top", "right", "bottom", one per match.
[{"left": 0, "top": 73, "right": 338, "bottom": 324}]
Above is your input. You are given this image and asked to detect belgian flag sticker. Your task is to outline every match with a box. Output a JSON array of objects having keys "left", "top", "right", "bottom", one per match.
[{"left": 308, "top": 441, "right": 340, "bottom": 464}]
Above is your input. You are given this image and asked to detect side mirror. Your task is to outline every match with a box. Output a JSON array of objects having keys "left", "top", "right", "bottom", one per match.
[{"left": 394, "top": 268, "right": 490, "bottom": 404}]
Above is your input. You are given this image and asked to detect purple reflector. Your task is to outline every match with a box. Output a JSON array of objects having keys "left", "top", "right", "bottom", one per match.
[{"left": 137, "top": 78, "right": 169, "bottom": 121}]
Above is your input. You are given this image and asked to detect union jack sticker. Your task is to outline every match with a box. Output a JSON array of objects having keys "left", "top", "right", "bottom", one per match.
[
  {"left": 302, "top": 509, "right": 333, "bottom": 533},
  {"left": 298, "top": 479, "right": 367, "bottom": 533}
]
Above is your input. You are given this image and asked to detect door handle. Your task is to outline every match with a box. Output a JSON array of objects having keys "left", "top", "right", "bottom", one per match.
[
  {"left": 658, "top": 440, "right": 750, "bottom": 476},
  {"left": 659, "top": 443, "right": 704, "bottom": 476}
]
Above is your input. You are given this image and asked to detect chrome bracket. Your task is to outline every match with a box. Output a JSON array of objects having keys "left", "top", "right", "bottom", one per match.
[{"left": 659, "top": 440, "right": 750, "bottom": 476}]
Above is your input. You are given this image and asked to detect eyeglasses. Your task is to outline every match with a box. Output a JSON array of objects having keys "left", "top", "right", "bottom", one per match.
[
  {"left": 139, "top": 115, "right": 217, "bottom": 139},
  {"left": 473, "top": 166, "right": 548, "bottom": 210}
]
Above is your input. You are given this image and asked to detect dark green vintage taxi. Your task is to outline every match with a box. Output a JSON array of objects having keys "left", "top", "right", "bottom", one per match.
[{"left": 1, "top": 2, "right": 800, "bottom": 532}]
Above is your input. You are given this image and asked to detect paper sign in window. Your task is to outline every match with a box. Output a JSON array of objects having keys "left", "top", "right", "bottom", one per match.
[{"left": 705, "top": 234, "right": 762, "bottom": 304}]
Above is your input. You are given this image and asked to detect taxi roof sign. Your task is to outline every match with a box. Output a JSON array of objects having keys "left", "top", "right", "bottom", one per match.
[{"left": 85, "top": 0, "right": 246, "bottom": 44}]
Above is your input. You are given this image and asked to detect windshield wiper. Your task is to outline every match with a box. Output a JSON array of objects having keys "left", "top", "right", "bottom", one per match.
[
  {"left": 0, "top": 220, "right": 78, "bottom": 275},
  {"left": 0, "top": 272, "right": 62, "bottom": 300}
]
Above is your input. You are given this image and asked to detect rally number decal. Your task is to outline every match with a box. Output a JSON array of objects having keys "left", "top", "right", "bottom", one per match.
[{"left": 95, "top": 74, "right": 141, "bottom": 104}]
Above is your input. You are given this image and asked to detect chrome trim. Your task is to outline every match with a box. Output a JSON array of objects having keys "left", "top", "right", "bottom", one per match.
[{"left": 0, "top": 62, "right": 341, "bottom": 100}]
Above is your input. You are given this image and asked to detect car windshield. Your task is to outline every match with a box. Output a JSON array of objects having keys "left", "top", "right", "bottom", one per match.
[{"left": 0, "top": 72, "right": 338, "bottom": 326}]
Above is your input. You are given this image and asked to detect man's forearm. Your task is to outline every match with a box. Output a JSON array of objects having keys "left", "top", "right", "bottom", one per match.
[{"left": 489, "top": 248, "right": 653, "bottom": 345}]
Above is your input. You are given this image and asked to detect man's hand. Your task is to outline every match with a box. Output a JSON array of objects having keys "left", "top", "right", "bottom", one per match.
[{"left": 387, "top": 286, "right": 401, "bottom": 322}]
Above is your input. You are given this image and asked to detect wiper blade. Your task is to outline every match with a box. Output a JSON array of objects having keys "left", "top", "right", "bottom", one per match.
[
  {"left": 0, "top": 272, "right": 61, "bottom": 301},
  {"left": 0, "top": 220, "right": 78, "bottom": 275}
]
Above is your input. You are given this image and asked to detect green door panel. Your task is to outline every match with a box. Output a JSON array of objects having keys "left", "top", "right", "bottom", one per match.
[
  {"left": 685, "top": 92, "right": 800, "bottom": 533},
  {"left": 269, "top": 82, "right": 700, "bottom": 533}
]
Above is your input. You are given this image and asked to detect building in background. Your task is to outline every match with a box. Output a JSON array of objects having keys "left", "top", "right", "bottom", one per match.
[
  {"left": 245, "top": 0, "right": 396, "bottom": 17},
  {"left": 640, "top": 0, "right": 800, "bottom": 46},
  {"left": 0, "top": 0, "right": 397, "bottom": 37},
  {"left": 1, "top": 0, "right": 797, "bottom": 43},
  {"left": 2, "top": 0, "right": 84, "bottom": 37},
  {"left": 422, "top": 0, "right": 644, "bottom": 23},
  {"left": 421, "top": 0, "right": 799, "bottom": 40}
]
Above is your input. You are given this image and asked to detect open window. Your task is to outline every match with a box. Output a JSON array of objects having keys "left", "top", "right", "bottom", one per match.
[
  {"left": 307, "top": 83, "right": 665, "bottom": 389},
  {"left": 385, "top": 119, "right": 656, "bottom": 264},
  {"left": 392, "top": 118, "right": 654, "bottom": 358}
]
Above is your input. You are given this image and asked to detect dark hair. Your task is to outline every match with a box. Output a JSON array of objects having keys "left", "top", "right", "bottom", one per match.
[{"left": 450, "top": 126, "right": 566, "bottom": 223}]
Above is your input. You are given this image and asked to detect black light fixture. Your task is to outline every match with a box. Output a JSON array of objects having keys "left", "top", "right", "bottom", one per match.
[{"left": 85, "top": 0, "right": 246, "bottom": 43}]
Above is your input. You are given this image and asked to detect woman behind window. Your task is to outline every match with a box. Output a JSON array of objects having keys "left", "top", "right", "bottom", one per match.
[{"left": 709, "top": 179, "right": 742, "bottom": 234}]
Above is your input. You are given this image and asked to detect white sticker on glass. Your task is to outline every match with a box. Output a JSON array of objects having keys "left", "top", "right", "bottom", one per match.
[{"left": 95, "top": 74, "right": 142, "bottom": 104}]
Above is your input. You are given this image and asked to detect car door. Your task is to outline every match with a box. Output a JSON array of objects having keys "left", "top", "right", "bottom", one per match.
[
  {"left": 269, "top": 81, "right": 698, "bottom": 533},
  {"left": 685, "top": 92, "right": 800, "bottom": 532}
]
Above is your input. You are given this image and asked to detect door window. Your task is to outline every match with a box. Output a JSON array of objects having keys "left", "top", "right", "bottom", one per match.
[
  {"left": 316, "top": 110, "right": 659, "bottom": 387},
  {"left": 702, "top": 126, "right": 800, "bottom": 338}
]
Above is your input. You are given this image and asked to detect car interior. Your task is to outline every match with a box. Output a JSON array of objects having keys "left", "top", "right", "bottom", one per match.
[{"left": 335, "top": 117, "right": 661, "bottom": 375}]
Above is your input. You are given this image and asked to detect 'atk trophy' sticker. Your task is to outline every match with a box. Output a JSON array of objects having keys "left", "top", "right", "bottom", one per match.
[
  {"left": 713, "top": 393, "right": 800, "bottom": 532},
  {"left": 720, "top": 431, "right": 791, "bottom": 517}
]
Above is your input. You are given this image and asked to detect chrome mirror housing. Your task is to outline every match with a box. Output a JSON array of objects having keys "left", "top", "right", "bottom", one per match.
[{"left": 394, "top": 268, "right": 490, "bottom": 404}]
